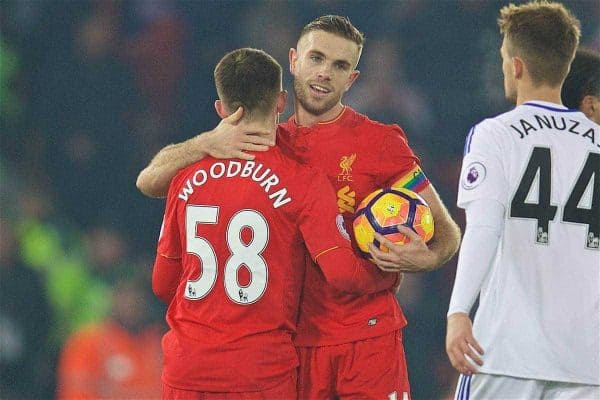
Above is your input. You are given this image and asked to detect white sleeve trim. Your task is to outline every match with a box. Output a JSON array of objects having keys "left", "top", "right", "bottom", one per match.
[{"left": 447, "top": 199, "right": 505, "bottom": 317}]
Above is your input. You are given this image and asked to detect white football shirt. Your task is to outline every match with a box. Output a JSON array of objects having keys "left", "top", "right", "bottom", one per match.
[{"left": 457, "top": 101, "right": 599, "bottom": 384}]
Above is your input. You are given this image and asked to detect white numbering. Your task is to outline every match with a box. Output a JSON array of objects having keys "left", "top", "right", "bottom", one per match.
[
  {"left": 185, "top": 206, "right": 269, "bottom": 303},
  {"left": 185, "top": 205, "right": 219, "bottom": 300},
  {"left": 387, "top": 392, "right": 409, "bottom": 400},
  {"left": 225, "top": 210, "right": 268, "bottom": 304}
]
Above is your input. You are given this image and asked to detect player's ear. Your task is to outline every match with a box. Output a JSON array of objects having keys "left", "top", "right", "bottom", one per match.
[
  {"left": 289, "top": 48, "right": 298, "bottom": 75},
  {"left": 345, "top": 70, "right": 360, "bottom": 92},
  {"left": 579, "top": 95, "right": 596, "bottom": 118},
  {"left": 214, "top": 100, "right": 228, "bottom": 119},
  {"left": 277, "top": 90, "right": 288, "bottom": 114},
  {"left": 512, "top": 57, "right": 524, "bottom": 80}
]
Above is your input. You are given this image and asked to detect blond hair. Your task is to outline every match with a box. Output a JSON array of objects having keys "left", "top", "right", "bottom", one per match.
[{"left": 498, "top": 1, "right": 581, "bottom": 86}]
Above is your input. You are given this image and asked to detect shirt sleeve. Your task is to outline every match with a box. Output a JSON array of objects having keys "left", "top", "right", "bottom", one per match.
[
  {"left": 457, "top": 120, "right": 509, "bottom": 209},
  {"left": 153, "top": 176, "right": 184, "bottom": 304},
  {"left": 447, "top": 199, "right": 505, "bottom": 316},
  {"left": 316, "top": 247, "right": 400, "bottom": 295},
  {"left": 152, "top": 253, "right": 182, "bottom": 304},
  {"left": 298, "top": 170, "right": 399, "bottom": 294},
  {"left": 157, "top": 176, "right": 183, "bottom": 259},
  {"left": 377, "top": 125, "right": 430, "bottom": 192}
]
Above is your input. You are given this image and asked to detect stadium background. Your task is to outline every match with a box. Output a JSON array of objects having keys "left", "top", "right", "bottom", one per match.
[{"left": 0, "top": 1, "right": 597, "bottom": 398}]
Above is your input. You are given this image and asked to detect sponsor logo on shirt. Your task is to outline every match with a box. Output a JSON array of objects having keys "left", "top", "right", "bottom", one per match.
[
  {"left": 338, "top": 153, "right": 356, "bottom": 182},
  {"left": 337, "top": 185, "right": 355, "bottom": 214},
  {"left": 461, "top": 162, "right": 486, "bottom": 190}
]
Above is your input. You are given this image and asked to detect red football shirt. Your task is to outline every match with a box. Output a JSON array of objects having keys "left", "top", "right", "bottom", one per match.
[
  {"left": 156, "top": 143, "right": 394, "bottom": 391},
  {"left": 279, "top": 106, "right": 430, "bottom": 346}
]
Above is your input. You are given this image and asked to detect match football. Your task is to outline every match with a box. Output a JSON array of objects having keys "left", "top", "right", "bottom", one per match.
[{"left": 353, "top": 187, "right": 434, "bottom": 259}]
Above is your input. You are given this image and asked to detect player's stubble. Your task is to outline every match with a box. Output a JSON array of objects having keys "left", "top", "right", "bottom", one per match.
[{"left": 293, "top": 75, "right": 340, "bottom": 117}]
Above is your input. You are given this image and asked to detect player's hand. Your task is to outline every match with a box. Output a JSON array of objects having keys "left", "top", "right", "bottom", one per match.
[
  {"left": 446, "top": 313, "right": 484, "bottom": 376},
  {"left": 368, "top": 225, "right": 437, "bottom": 273},
  {"left": 204, "top": 107, "right": 275, "bottom": 160}
]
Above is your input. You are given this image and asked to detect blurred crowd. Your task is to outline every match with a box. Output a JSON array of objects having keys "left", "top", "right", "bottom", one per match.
[{"left": 1, "top": 1, "right": 598, "bottom": 399}]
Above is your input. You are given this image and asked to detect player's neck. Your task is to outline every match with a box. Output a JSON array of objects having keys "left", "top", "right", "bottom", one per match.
[
  {"left": 294, "top": 102, "right": 345, "bottom": 127},
  {"left": 515, "top": 83, "right": 563, "bottom": 107},
  {"left": 244, "top": 116, "right": 277, "bottom": 143}
]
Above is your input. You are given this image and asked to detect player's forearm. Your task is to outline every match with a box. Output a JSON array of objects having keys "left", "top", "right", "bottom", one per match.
[
  {"left": 427, "top": 212, "right": 462, "bottom": 270},
  {"left": 419, "top": 185, "right": 462, "bottom": 270},
  {"left": 136, "top": 133, "right": 211, "bottom": 198},
  {"left": 318, "top": 248, "right": 399, "bottom": 295}
]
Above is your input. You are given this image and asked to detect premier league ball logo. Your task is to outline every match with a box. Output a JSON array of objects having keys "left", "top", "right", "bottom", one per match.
[
  {"left": 467, "top": 167, "right": 479, "bottom": 184},
  {"left": 461, "top": 162, "right": 486, "bottom": 190}
]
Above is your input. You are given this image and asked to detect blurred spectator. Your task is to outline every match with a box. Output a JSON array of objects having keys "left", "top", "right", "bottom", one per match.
[
  {"left": 56, "top": 277, "right": 164, "bottom": 399},
  {"left": 42, "top": 2, "right": 139, "bottom": 230},
  {"left": 84, "top": 225, "right": 131, "bottom": 283},
  {"left": 350, "top": 38, "right": 435, "bottom": 140},
  {"left": 122, "top": 0, "right": 186, "bottom": 122},
  {"left": 14, "top": 185, "right": 113, "bottom": 343},
  {"left": 0, "top": 38, "right": 22, "bottom": 121},
  {"left": 0, "top": 218, "right": 55, "bottom": 399}
]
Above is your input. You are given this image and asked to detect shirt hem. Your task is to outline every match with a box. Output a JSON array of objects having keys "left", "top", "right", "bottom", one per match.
[
  {"left": 293, "top": 322, "right": 405, "bottom": 347},
  {"left": 478, "top": 367, "right": 600, "bottom": 386}
]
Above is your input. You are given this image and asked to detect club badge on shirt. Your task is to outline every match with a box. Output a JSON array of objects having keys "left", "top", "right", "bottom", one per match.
[
  {"left": 336, "top": 214, "right": 350, "bottom": 241},
  {"left": 461, "top": 161, "right": 486, "bottom": 190}
]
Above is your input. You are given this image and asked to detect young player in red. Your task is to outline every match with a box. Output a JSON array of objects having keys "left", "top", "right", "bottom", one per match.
[
  {"left": 153, "top": 48, "right": 400, "bottom": 399},
  {"left": 140, "top": 17, "right": 461, "bottom": 400}
]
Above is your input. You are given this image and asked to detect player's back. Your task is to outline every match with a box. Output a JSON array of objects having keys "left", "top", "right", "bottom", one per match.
[
  {"left": 158, "top": 144, "right": 330, "bottom": 391},
  {"left": 460, "top": 101, "right": 599, "bottom": 383}
]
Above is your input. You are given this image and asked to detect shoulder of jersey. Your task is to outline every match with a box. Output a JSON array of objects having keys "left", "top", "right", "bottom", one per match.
[
  {"left": 171, "top": 159, "right": 208, "bottom": 188},
  {"left": 256, "top": 146, "right": 319, "bottom": 178},
  {"left": 349, "top": 108, "right": 402, "bottom": 137},
  {"left": 496, "top": 104, "right": 599, "bottom": 130},
  {"left": 475, "top": 111, "right": 516, "bottom": 136}
]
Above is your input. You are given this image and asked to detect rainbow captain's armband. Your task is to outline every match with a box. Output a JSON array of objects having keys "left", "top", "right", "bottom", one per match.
[{"left": 391, "top": 165, "right": 429, "bottom": 193}]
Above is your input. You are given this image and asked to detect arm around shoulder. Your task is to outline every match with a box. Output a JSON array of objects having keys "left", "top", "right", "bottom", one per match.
[
  {"left": 136, "top": 134, "right": 211, "bottom": 198},
  {"left": 136, "top": 108, "right": 275, "bottom": 198}
]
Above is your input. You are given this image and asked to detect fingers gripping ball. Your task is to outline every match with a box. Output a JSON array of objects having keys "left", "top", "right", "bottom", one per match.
[{"left": 353, "top": 188, "right": 434, "bottom": 259}]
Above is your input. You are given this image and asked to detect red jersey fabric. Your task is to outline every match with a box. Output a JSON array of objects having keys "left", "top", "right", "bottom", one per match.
[
  {"left": 156, "top": 144, "right": 394, "bottom": 392},
  {"left": 161, "top": 372, "right": 296, "bottom": 400},
  {"left": 296, "top": 330, "right": 411, "bottom": 399},
  {"left": 279, "top": 106, "right": 430, "bottom": 346}
]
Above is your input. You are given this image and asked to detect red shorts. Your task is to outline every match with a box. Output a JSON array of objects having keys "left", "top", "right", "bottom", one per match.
[
  {"left": 162, "top": 373, "right": 297, "bottom": 400},
  {"left": 296, "top": 330, "right": 410, "bottom": 400}
]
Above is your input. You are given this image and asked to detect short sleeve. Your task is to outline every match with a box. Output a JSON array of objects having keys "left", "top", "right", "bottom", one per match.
[
  {"left": 157, "top": 177, "right": 183, "bottom": 259},
  {"left": 457, "top": 119, "right": 509, "bottom": 209},
  {"left": 376, "top": 125, "right": 429, "bottom": 191},
  {"left": 298, "top": 170, "right": 352, "bottom": 259}
]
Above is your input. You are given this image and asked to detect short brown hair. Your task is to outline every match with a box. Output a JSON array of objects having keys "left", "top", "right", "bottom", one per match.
[
  {"left": 562, "top": 48, "right": 600, "bottom": 109},
  {"left": 498, "top": 1, "right": 580, "bottom": 87},
  {"left": 299, "top": 15, "right": 365, "bottom": 49},
  {"left": 214, "top": 48, "right": 282, "bottom": 119}
]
